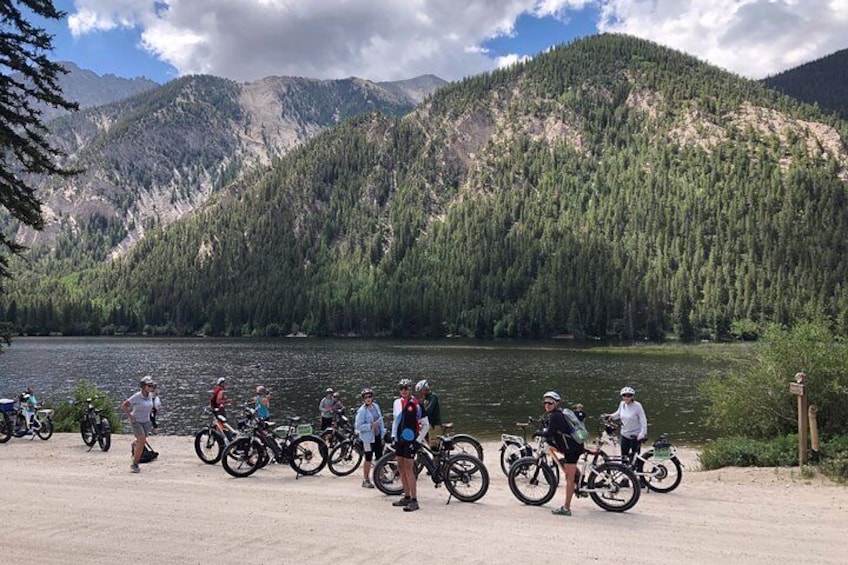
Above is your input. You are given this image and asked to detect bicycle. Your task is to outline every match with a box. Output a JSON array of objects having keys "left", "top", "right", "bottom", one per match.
[
  {"left": 499, "top": 416, "right": 560, "bottom": 484},
  {"left": 598, "top": 416, "right": 683, "bottom": 493},
  {"left": 434, "top": 422, "right": 484, "bottom": 460},
  {"left": 194, "top": 407, "right": 246, "bottom": 465},
  {"left": 372, "top": 436, "right": 489, "bottom": 503},
  {"left": 221, "top": 412, "right": 328, "bottom": 478},
  {"left": 77, "top": 397, "right": 112, "bottom": 452},
  {"left": 7, "top": 399, "right": 53, "bottom": 441},
  {"left": 507, "top": 434, "right": 641, "bottom": 512}
]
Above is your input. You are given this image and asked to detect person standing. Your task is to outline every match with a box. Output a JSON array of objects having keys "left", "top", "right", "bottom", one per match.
[
  {"left": 391, "top": 379, "right": 429, "bottom": 512},
  {"left": 354, "top": 387, "right": 385, "bottom": 488},
  {"left": 255, "top": 385, "right": 271, "bottom": 420},
  {"left": 150, "top": 382, "right": 162, "bottom": 431},
  {"left": 122, "top": 376, "right": 156, "bottom": 473},
  {"left": 415, "top": 379, "right": 442, "bottom": 450},
  {"left": 319, "top": 388, "right": 336, "bottom": 430},
  {"left": 210, "top": 377, "right": 227, "bottom": 417},
  {"left": 542, "top": 391, "right": 584, "bottom": 517},
  {"left": 603, "top": 386, "right": 648, "bottom": 464},
  {"left": 22, "top": 386, "right": 38, "bottom": 431}
]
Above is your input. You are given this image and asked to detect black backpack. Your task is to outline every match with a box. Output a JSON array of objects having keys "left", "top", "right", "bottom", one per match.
[{"left": 132, "top": 441, "right": 159, "bottom": 464}]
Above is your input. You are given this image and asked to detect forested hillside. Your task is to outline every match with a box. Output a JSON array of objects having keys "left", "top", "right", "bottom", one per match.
[
  {"left": 6, "top": 34, "right": 848, "bottom": 340},
  {"left": 763, "top": 48, "right": 848, "bottom": 120}
]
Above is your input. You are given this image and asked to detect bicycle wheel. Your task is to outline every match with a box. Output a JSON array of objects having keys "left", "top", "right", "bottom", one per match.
[
  {"left": 507, "top": 456, "right": 558, "bottom": 506},
  {"left": 288, "top": 435, "right": 328, "bottom": 476},
  {"left": 641, "top": 452, "right": 683, "bottom": 493},
  {"left": 80, "top": 416, "right": 96, "bottom": 446},
  {"left": 449, "top": 434, "right": 484, "bottom": 460},
  {"left": 222, "top": 437, "right": 263, "bottom": 478},
  {"left": 588, "top": 462, "right": 641, "bottom": 512},
  {"left": 328, "top": 440, "right": 364, "bottom": 476},
  {"left": 98, "top": 427, "right": 111, "bottom": 452},
  {"left": 36, "top": 418, "right": 53, "bottom": 440},
  {"left": 444, "top": 454, "right": 489, "bottom": 502},
  {"left": 0, "top": 413, "right": 11, "bottom": 443},
  {"left": 499, "top": 442, "right": 524, "bottom": 476},
  {"left": 194, "top": 429, "right": 224, "bottom": 464},
  {"left": 372, "top": 452, "right": 404, "bottom": 496}
]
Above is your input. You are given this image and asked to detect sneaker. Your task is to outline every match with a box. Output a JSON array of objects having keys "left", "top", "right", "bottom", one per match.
[
  {"left": 392, "top": 497, "right": 411, "bottom": 507},
  {"left": 361, "top": 479, "right": 375, "bottom": 489},
  {"left": 551, "top": 506, "right": 572, "bottom": 516},
  {"left": 130, "top": 464, "right": 140, "bottom": 473},
  {"left": 403, "top": 499, "right": 419, "bottom": 512}
]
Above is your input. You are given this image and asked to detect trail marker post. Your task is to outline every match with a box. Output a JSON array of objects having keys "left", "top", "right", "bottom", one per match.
[{"left": 789, "top": 372, "right": 808, "bottom": 465}]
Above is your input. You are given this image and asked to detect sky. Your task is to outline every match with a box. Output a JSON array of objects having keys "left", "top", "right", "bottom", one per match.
[{"left": 33, "top": 1, "right": 848, "bottom": 85}]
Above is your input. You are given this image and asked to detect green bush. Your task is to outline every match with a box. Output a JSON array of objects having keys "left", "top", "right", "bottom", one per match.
[
  {"left": 699, "top": 436, "right": 798, "bottom": 470},
  {"left": 52, "top": 380, "right": 123, "bottom": 434},
  {"left": 699, "top": 321, "right": 848, "bottom": 439},
  {"left": 821, "top": 456, "right": 848, "bottom": 482}
]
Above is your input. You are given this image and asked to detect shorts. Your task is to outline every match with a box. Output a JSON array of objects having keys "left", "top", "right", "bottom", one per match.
[
  {"left": 558, "top": 442, "right": 584, "bottom": 465},
  {"left": 428, "top": 424, "right": 443, "bottom": 450},
  {"left": 132, "top": 421, "right": 153, "bottom": 438},
  {"left": 363, "top": 436, "right": 384, "bottom": 462},
  {"left": 394, "top": 440, "right": 418, "bottom": 459}
]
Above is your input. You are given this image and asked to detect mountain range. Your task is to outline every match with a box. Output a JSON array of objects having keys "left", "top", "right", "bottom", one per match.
[{"left": 5, "top": 34, "right": 848, "bottom": 341}]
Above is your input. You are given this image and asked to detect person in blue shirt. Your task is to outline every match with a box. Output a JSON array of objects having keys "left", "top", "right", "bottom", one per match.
[
  {"left": 254, "top": 385, "right": 271, "bottom": 420},
  {"left": 354, "top": 387, "right": 385, "bottom": 489}
]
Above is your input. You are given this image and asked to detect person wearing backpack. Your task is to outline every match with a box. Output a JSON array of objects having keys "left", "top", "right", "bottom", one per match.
[{"left": 541, "top": 391, "right": 585, "bottom": 517}]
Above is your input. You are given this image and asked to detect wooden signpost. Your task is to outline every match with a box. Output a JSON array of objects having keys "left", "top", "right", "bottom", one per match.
[{"left": 790, "top": 372, "right": 808, "bottom": 465}]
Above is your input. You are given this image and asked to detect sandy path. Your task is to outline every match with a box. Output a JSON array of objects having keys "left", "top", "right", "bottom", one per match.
[{"left": 0, "top": 434, "right": 844, "bottom": 564}]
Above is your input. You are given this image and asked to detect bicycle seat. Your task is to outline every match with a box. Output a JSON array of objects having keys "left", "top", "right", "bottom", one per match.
[
  {"left": 515, "top": 422, "right": 530, "bottom": 428},
  {"left": 287, "top": 416, "right": 301, "bottom": 423},
  {"left": 443, "top": 422, "right": 454, "bottom": 430}
]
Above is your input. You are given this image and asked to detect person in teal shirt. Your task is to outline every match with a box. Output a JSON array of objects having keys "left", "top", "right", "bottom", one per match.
[{"left": 255, "top": 385, "right": 271, "bottom": 420}]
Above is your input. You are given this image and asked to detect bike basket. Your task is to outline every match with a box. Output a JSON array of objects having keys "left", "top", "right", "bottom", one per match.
[
  {"left": 652, "top": 438, "right": 673, "bottom": 460},
  {"left": 0, "top": 399, "right": 15, "bottom": 413},
  {"left": 296, "top": 423, "right": 313, "bottom": 437}
]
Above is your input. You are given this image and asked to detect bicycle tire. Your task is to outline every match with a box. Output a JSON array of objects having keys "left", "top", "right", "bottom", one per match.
[
  {"left": 499, "top": 441, "right": 524, "bottom": 476},
  {"left": 641, "top": 451, "right": 683, "bottom": 493},
  {"left": 0, "top": 413, "right": 11, "bottom": 443},
  {"left": 288, "top": 435, "right": 328, "bottom": 476},
  {"left": 588, "top": 462, "right": 640, "bottom": 512},
  {"left": 222, "top": 437, "right": 263, "bottom": 478},
  {"left": 449, "top": 434, "right": 484, "bottom": 460},
  {"left": 36, "top": 418, "right": 53, "bottom": 440},
  {"left": 80, "top": 416, "right": 96, "bottom": 446},
  {"left": 372, "top": 452, "right": 404, "bottom": 496},
  {"left": 98, "top": 428, "right": 111, "bottom": 452},
  {"left": 444, "top": 454, "right": 489, "bottom": 502},
  {"left": 194, "top": 429, "right": 224, "bottom": 465},
  {"left": 328, "top": 440, "right": 364, "bottom": 476},
  {"left": 507, "top": 456, "right": 558, "bottom": 506}
]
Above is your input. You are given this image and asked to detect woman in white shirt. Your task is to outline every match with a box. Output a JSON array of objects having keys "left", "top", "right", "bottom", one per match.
[{"left": 603, "top": 386, "right": 648, "bottom": 463}]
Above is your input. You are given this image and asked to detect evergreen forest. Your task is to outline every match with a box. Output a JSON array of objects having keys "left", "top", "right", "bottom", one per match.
[{"left": 6, "top": 34, "right": 848, "bottom": 341}]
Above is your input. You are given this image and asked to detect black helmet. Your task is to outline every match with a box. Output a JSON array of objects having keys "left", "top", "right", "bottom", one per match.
[{"left": 397, "top": 378, "right": 414, "bottom": 390}]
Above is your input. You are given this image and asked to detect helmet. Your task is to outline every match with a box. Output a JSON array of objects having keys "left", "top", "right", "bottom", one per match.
[
  {"left": 360, "top": 387, "right": 374, "bottom": 398},
  {"left": 140, "top": 375, "right": 155, "bottom": 387},
  {"left": 333, "top": 392, "right": 340, "bottom": 398},
  {"left": 256, "top": 385, "right": 267, "bottom": 394},
  {"left": 620, "top": 386, "right": 636, "bottom": 396},
  {"left": 397, "top": 378, "right": 414, "bottom": 390},
  {"left": 542, "top": 391, "right": 561, "bottom": 402},
  {"left": 414, "top": 379, "right": 429, "bottom": 392},
  {"left": 216, "top": 377, "right": 226, "bottom": 386},
  {"left": 325, "top": 387, "right": 334, "bottom": 394}
]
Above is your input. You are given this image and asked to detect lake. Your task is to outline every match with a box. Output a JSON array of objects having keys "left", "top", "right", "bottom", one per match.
[{"left": 0, "top": 337, "right": 730, "bottom": 444}]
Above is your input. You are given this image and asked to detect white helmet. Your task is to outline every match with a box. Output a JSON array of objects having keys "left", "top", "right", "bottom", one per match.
[
  {"left": 415, "top": 379, "right": 430, "bottom": 392},
  {"left": 216, "top": 377, "right": 226, "bottom": 386},
  {"left": 620, "top": 386, "right": 636, "bottom": 396},
  {"left": 542, "top": 391, "right": 561, "bottom": 402}
]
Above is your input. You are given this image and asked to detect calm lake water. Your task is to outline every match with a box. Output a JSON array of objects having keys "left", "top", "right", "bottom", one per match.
[{"left": 0, "top": 337, "right": 729, "bottom": 444}]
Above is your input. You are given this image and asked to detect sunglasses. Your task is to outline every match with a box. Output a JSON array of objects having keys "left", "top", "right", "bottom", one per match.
[
  {"left": 621, "top": 393, "right": 634, "bottom": 397},
  {"left": 543, "top": 401, "right": 555, "bottom": 406},
  {"left": 363, "top": 394, "right": 373, "bottom": 399}
]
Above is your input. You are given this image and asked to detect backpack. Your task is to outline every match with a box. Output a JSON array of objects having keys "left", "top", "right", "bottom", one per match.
[
  {"left": 561, "top": 408, "right": 589, "bottom": 444},
  {"left": 131, "top": 441, "right": 159, "bottom": 464}
]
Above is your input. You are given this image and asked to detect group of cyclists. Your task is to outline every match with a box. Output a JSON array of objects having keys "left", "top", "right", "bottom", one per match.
[{"left": 117, "top": 372, "right": 649, "bottom": 517}]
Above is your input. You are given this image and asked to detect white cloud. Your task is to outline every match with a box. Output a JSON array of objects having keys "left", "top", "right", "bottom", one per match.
[
  {"left": 595, "top": 0, "right": 848, "bottom": 78},
  {"left": 65, "top": 0, "right": 848, "bottom": 82}
]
